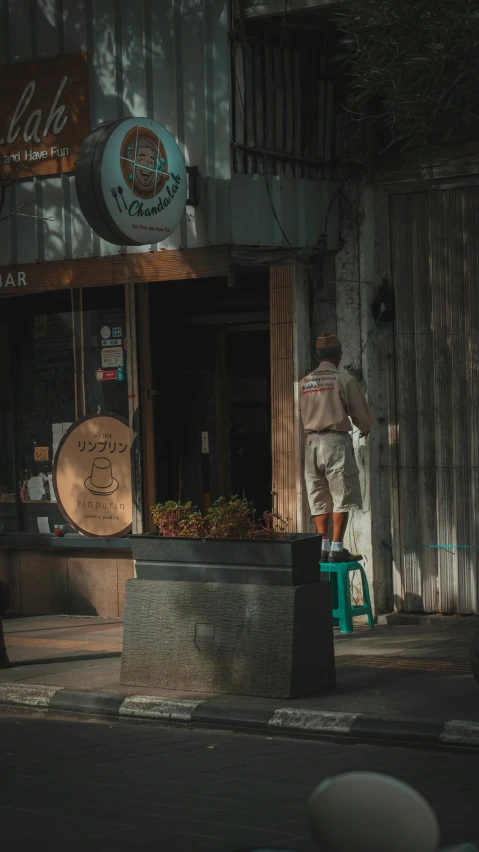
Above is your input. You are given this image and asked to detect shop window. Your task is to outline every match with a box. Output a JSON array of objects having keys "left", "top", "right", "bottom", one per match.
[
  {"left": 0, "top": 285, "right": 128, "bottom": 534},
  {"left": 0, "top": 320, "right": 16, "bottom": 531},
  {"left": 79, "top": 287, "right": 128, "bottom": 421}
]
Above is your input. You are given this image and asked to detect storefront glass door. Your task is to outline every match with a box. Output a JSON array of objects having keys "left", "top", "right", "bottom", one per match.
[{"left": 148, "top": 272, "right": 272, "bottom": 520}]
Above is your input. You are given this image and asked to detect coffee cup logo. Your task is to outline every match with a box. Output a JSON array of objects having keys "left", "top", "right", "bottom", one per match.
[
  {"left": 119, "top": 125, "right": 169, "bottom": 200},
  {"left": 84, "top": 458, "right": 119, "bottom": 497},
  {"left": 53, "top": 414, "right": 132, "bottom": 538}
]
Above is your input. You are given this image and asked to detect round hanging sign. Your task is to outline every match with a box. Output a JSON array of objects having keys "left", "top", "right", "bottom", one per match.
[
  {"left": 75, "top": 117, "right": 187, "bottom": 246},
  {"left": 53, "top": 414, "right": 132, "bottom": 538}
]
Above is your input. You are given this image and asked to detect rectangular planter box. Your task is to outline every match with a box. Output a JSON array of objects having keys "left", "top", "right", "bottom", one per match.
[
  {"left": 130, "top": 533, "right": 323, "bottom": 586},
  {"left": 121, "top": 534, "right": 335, "bottom": 699},
  {"left": 120, "top": 578, "right": 335, "bottom": 698}
]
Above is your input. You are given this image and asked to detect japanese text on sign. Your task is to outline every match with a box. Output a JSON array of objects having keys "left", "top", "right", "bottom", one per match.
[
  {"left": 53, "top": 414, "right": 132, "bottom": 537},
  {"left": 78, "top": 440, "right": 128, "bottom": 454}
]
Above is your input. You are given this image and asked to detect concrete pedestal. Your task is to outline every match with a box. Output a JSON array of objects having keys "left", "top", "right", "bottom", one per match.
[{"left": 120, "top": 578, "right": 335, "bottom": 698}]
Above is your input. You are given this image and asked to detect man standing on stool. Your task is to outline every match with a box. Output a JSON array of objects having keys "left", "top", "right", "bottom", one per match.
[{"left": 300, "top": 332, "right": 373, "bottom": 563}]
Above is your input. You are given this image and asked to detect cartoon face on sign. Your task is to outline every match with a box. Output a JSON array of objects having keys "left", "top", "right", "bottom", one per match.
[{"left": 119, "top": 125, "right": 169, "bottom": 200}]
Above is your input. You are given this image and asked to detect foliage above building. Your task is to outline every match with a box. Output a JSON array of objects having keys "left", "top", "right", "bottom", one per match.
[{"left": 335, "top": 0, "right": 479, "bottom": 153}]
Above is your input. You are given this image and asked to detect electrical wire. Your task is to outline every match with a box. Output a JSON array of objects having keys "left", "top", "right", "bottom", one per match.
[{"left": 353, "top": 303, "right": 386, "bottom": 375}]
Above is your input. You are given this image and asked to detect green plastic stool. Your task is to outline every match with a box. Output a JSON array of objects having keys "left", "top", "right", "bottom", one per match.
[{"left": 320, "top": 561, "right": 374, "bottom": 633}]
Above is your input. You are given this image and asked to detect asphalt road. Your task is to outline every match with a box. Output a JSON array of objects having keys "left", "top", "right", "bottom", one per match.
[{"left": 0, "top": 707, "right": 477, "bottom": 852}]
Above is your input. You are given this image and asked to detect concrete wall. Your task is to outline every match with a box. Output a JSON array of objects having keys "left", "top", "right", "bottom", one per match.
[
  {"left": 312, "top": 180, "right": 393, "bottom": 615},
  {"left": 0, "top": 549, "right": 134, "bottom": 617}
]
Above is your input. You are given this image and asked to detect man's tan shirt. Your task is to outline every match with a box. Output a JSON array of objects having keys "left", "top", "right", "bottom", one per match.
[{"left": 299, "top": 361, "right": 373, "bottom": 434}]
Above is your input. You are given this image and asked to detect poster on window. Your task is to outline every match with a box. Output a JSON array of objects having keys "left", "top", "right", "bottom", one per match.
[
  {"left": 53, "top": 414, "right": 132, "bottom": 537},
  {"left": 101, "top": 346, "right": 123, "bottom": 369}
]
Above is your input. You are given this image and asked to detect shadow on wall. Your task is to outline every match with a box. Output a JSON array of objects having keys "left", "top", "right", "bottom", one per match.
[
  {"left": 171, "top": 580, "right": 252, "bottom": 695},
  {"left": 0, "top": 548, "right": 133, "bottom": 617},
  {"left": 1, "top": 0, "right": 229, "bottom": 263},
  {"left": 394, "top": 592, "right": 426, "bottom": 614},
  {"left": 122, "top": 576, "right": 262, "bottom": 696}
]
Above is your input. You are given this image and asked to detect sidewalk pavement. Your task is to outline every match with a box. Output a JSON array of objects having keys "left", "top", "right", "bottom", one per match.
[{"left": 1, "top": 614, "right": 479, "bottom": 748}]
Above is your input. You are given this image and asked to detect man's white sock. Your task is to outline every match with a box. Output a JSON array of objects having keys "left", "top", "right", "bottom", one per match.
[
  {"left": 322, "top": 538, "right": 331, "bottom": 552},
  {"left": 331, "top": 541, "right": 344, "bottom": 552}
]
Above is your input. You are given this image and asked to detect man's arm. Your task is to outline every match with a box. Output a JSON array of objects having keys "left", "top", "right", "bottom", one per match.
[{"left": 344, "top": 376, "right": 373, "bottom": 436}]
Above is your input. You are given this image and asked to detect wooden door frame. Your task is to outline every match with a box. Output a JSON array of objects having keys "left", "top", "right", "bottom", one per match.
[
  {"left": 136, "top": 283, "right": 157, "bottom": 532},
  {"left": 125, "top": 282, "right": 143, "bottom": 535},
  {"left": 270, "top": 262, "right": 311, "bottom": 533}
]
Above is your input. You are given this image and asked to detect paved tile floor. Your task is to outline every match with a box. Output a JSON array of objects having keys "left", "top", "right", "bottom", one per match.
[
  {"left": 0, "top": 706, "right": 478, "bottom": 852},
  {"left": 2, "top": 615, "right": 479, "bottom": 722}
]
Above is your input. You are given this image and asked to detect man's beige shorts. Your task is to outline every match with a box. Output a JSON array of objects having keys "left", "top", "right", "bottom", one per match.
[{"left": 304, "top": 431, "right": 362, "bottom": 515}]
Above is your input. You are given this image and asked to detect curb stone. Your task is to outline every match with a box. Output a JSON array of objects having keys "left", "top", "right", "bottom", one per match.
[
  {"left": 119, "top": 695, "right": 201, "bottom": 722},
  {"left": 1, "top": 683, "right": 479, "bottom": 748},
  {"left": 440, "top": 720, "right": 479, "bottom": 746},
  {"left": 349, "top": 715, "right": 444, "bottom": 744},
  {"left": 377, "top": 613, "right": 479, "bottom": 629},
  {"left": 192, "top": 702, "right": 274, "bottom": 728},
  {"left": 0, "top": 683, "right": 61, "bottom": 707},
  {"left": 268, "top": 708, "right": 359, "bottom": 735},
  {"left": 49, "top": 689, "right": 125, "bottom": 716}
]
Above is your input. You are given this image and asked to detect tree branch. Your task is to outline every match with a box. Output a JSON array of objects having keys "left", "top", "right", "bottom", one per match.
[{"left": 0, "top": 195, "right": 53, "bottom": 223}]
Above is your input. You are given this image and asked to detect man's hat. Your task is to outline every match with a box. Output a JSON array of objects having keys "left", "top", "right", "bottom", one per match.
[{"left": 316, "top": 331, "right": 341, "bottom": 351}]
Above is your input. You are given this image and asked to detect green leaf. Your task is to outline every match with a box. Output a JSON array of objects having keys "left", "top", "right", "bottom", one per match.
[{"left": 333, "top": 0, "right": 479, "bottom": 153}]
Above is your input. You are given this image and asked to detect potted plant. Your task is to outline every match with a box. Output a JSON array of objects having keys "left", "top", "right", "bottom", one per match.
[
  {"left": 121, "top": 496, "right": 335, "bottom": 699},
  {"left": 131, "top": 496, "right": 323, "bottom": 587}
]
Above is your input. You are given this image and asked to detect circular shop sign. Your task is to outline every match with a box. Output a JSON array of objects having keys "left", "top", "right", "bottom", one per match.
[
  {"left": 53, "top": 414, "right": 132, "bottom": 538},
  {"left": 75, "top": 117, "right": 187, "bottom": 246}
]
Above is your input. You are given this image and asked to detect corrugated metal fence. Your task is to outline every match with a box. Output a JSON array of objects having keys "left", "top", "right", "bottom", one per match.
[{"left": 390, "top": 187, "right": 479, "bottom": 614}]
